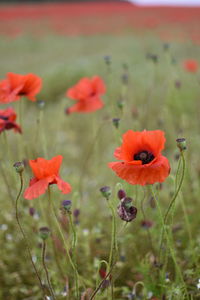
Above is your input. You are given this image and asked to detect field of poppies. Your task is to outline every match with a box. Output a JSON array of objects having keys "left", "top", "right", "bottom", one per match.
[{"left": 0, "top": 2, "right": 200, "bottom": 300}]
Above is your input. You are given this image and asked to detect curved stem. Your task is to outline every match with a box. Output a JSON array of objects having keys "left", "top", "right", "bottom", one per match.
[
  {"left": 159, "top": 151, "right": 185, "bottom": 258},
  {"left": 48, "top": 188, "right": 79, "bottom": 299},
  {"left": 42, "top": 240, "right": 56, "bottom": 300},
  {"left": 89, "top": 266, "right": 114, "bottom": 300},
  {"left": 15, "top": 173, "right": 46, "bottom": 298},
  {"left": 164, "top": 151, "right": 185, "bottom": 224},
  {"left": 150, "top": 185, "right": 189, "bottom": 300}
]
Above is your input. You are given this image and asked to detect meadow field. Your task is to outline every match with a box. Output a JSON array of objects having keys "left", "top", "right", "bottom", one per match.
[{"left": 0, "top": 2, "right": 200, "bottom": 300}]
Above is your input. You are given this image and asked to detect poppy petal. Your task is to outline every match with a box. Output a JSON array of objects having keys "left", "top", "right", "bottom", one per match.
[
  {"left": 24, "top": 178, "right": 49, "bottom": 200},
  {"left": 92, "top": 76, "right": 106, "bottom": 94},
  {"left": 56, "top": 176, "right": 72, "bottom": 194},
  {"left": 108, "top": 155, "right": 170, "bottom": 186}
]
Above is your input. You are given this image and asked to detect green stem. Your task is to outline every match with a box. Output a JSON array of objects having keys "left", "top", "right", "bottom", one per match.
[
  {"left": 140, "top": 188, "right": 155, "bottom": 257},
  {"left": 68, "top": 213, "right": 77, "bottom": 260},
  {"left": 42, "top": 240, "right": 56, "bottom": 300},
  {"left": 48, "top": 187, "right": 79, "bottom": 299},
  {"left": 150, "top": 185, "right": 189, "bottom": 299},
  {"left": 107, "top": 200, "right": 118, "bottom": 300},
  {"left": 159, "top": 151, "right": 186, "bottom": 258},
  {"left": 164, "top": 151, "right": 185, "bottom": 224},
  {"left": 15, "top": 173, "right": 46, "bottom": 298}
]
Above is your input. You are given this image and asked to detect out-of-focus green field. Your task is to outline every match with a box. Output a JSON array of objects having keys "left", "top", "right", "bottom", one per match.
[{"left": 0, "top": 34, "right": 200, "bottom": 299}]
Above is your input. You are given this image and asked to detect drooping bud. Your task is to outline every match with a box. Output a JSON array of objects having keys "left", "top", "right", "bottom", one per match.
[
  {"left": 117, "top": 197, "right": 137, "bottom": 222},
  {"left": 39, "top": 227, "right": 50, "bottom": 240},
  {"left": 117, "top": 189, "right": 126, "bottom": 200},
  {"left": 112, "top": 118, "right": 120, "bottom": 129},
  {"left": 62, "top": 200, "right": 72, "bottom": 212},
  {"left": 176, "top": 138, "right": 186, "bottom": 151},
  {"left": 13, "top": 161, "right": 24, "bottom": 174},
  {"left": 100, "top": 186, "right": 111, "bottom": 200}
]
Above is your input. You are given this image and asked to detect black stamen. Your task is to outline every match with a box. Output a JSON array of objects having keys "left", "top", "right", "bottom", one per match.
[
  {"left": 134, "top": 150, "right": 154, "bottom": 165},
  {"left": 0, "top": 115, "right": 9, "bottom": 121}
]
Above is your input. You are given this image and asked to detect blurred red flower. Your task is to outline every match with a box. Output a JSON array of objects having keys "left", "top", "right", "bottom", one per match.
[
  {"left": 0, "top": 107, "right": 21, "bottom": 134},
  {"left": 183, "top": 59, "right": 198, "bottom": 73},
  {"left": 24, "top": 155, "right": 71, "bottom": 200},
  {"left": 66, "top": 76, "right": 105, "bottom": 114},
  {"left": 0, "top": 72, "right": 42, "bottom": 103},
  {"left": 108, "top": 130, "right": 170, "bottom": 186}
]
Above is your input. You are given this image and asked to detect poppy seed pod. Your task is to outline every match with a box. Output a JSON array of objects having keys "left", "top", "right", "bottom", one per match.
[
  {"left": 39, "top": 227, "right": 50, "bottom": 240},
  {"left": 100, "top": 186, "right": 111, "bottom": 200},
  {"left": 13, "top": 161, "right": 24, "bottom": 174},
  {"left": 112, "top": 118, "right": 120, "bottom": 129},
  {"left": 62, "top": 200, "right": 72, "bottom": 212},
  {"left": 117, "top": 197, "right": 137, "bottom": 222},
  {"left": 176, "top": 138, "right": 186, "bottom": 151}
]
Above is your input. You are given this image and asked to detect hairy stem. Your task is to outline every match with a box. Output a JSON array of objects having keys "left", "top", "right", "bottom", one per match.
[
  {"left": 15, "top": 173, "right": 46, "bottom": 298},
  {"left": 42, "top": 240, "right": 56, "bottom": 300}
]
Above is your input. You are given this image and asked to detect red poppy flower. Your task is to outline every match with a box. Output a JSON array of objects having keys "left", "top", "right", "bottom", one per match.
[
  {"left": 108, "top": 130, "right": 170, "bottom": 186},
  {"left": 0, "top": 107, "right": 21, "bottom": 134},
  {"left": 183, "top": 59, "right": 198, "bottom": 73},
  {"left": 66, "top": 76, "right": 105, "bottom": 114},
  {"left": 0, "top": 72, "right": 42, "bottom": 103},
  {"left": 24, "top": 155, "right": 71, "bottom": 200}
]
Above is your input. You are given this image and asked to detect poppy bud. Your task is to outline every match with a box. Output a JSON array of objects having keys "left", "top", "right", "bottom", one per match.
[
  {"left": 141, "top": 220, "right": 153, "bottom": 229},
  {"left": 176, "top": 138, "right": 186, "bottom": 151},
  {"left": 100, "top": 186, "right": 111, "bottom": 200},
  {"left": 117, "top": 100, "right": 124, "bottom": 110},
  {"left": 117, "top": 197, "right": 137, "bottom": 222},
  {"left": 117, "top": 189, "right": 126, "bottom": 200},
  {"left": 36, "top": 100, "right": 45, "bottom": 110},
  {"left": 39, "top": 227, "right": 50, "bottom": 240},
  {"left": 175, "top": 80, "right": 181, "bottom": 89},
  {"left": 104, "top": 55, "right": 111, "bottom": 66},
  {"left": 62, "top": 200, "right": 72, "bottom": 212},
  {"left": 112, "top": 118, "right": 120, "bottom": 129},
  {"left": 13, "top": 161, "right": 24, "bottom": 174},
  {"left": 163, "top": 43, "right": 170, "bottom": 51},
  {"left": 121, "top": 73, "right": 129, "bottom": 85},
  {"left": 29, "top": 207, "right": 35, "bottom": 217}
]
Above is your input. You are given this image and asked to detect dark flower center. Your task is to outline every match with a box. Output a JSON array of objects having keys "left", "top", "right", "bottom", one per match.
[
  {"left": 134, "top": 150, "right": 155, "bottom": 165},
  {"left": 0, "top": 115, "right": 9, "bottom": 121}
]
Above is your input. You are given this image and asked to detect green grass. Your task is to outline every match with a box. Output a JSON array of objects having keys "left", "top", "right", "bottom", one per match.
[{"left": 0, "top": 34, "right": 200, "bottom": 299}]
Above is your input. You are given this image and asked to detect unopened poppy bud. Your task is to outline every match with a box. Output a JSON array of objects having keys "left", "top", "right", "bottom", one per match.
[
  {"left": 117, "top": 189, "right": 126, "bottom": 200},
  {"left": 112, "top": 118, "right": 120, "bottom": 129},
  {"left": 39, "top": 227, "right": 50, "bottom": 240},
  {"left": 62, "top": 200, "right": 72, "bottom": 212},
  {"left": 175, "top": 80, "right": 181, "bottom": 89},
  {"left": 163, "top": 43, "right": 170, "bottom": 51},
  {"left": 176, "top": 138, "right": 186, "bottom": 151},
  {"left": 117, "top": 100, "right": 124, "bottom": 110},
  {"left": 121, "top": 73, "right": 129, "bottom": 85},
  {"left": 100, "top": 186, "right": 111, "bottom": 200},
  {"left": 104, "top": 55, "right": 111, "bottom": 66},
  {"left": 29, "top": 207, "right": 35, "bottom": 217},
  {"left": 117, "top": 197, "right": 137, "bottom": 222},
  {"left": 36, "top": 100, "right": 45, "bottom": 110},
  {"left": 13, "top": 161, "right": 24, "bottom": 174}
]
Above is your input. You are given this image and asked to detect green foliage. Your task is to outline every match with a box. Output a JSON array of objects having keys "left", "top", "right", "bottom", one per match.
[{"left": 0, "top": 34, "right": 200, "bottom": 299}]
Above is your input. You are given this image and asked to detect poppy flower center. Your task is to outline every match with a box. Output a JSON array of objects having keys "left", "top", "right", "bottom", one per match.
[
  {"left": 0, "top": 115, "right": 9, "bottom": 121},
  {"left": 134, "top": 150, "right": 154, "bottom": 165}
]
